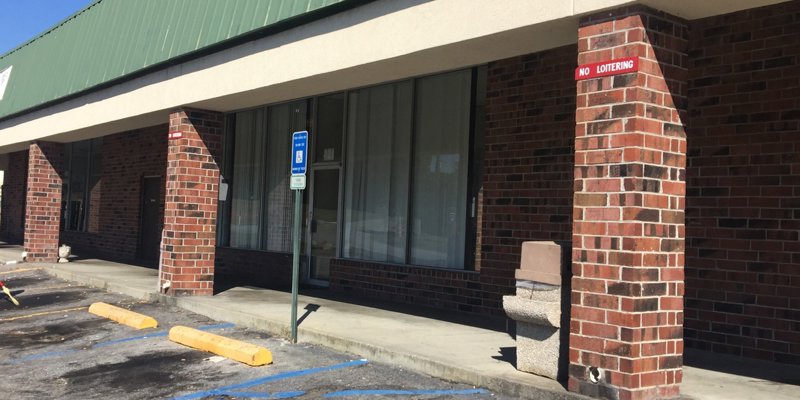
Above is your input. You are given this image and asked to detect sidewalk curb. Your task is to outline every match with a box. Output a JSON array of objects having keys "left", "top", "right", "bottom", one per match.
[
  {"left": 166, "top": 294, "right": 583, "bottom": 400},
  {"left": 41, "top": 264, "right": 159, "bottom": 302},
  {"left": 41, "top": 264, "right": 588, "bottom": 400}
]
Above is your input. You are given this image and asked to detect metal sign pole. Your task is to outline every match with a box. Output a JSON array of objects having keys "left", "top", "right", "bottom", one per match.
[
  {"left": 289, "top": 130, "right": 308, "bottom": 344},
  {"left": 290, "top": 187, "right": 302, "bottom": 343}
]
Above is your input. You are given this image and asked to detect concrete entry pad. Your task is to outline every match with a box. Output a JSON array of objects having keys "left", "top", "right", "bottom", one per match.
[{"left": 7, "top": 246, "right": 795, "bottom": 400}]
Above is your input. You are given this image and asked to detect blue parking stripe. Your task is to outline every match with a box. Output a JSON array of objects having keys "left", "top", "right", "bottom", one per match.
[
  {"left": 93, "top": 322, "right": 235, "bottom": 347},
  {"left": 221, "top": 391, "right": 305, "bottom": 399},
  {"left": 171, "top": 359, "right": 369, "bottom": 400},
  {"left": 323, "top": 388, "right": 490, "bottom": 397},
  {"left": 187, "top": 322, "right": 236, "bottom": 332},
  {"left": 90, "top": 331, "right": 168, "bottom": 347},
  {"left": 7, "top": 322, "right": 236, "bottom": 364}
]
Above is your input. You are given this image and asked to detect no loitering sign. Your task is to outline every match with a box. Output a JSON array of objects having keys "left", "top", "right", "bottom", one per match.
[
  {"left": 168, "top": 131, "right": 183, "bottom": 140},
  {"left": 575, "top": 57, "right": 639, "bottom": 80}
]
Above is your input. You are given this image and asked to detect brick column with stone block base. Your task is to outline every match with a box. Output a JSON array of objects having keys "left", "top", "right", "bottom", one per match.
[
  {"left": 24, "top": 142, "right": 63, "bottom": 263},
  {"left": 570, "top": 6, "right": 688, "bottom": 400},
  {"left": 160, "top": 109, "right": 223, "bottom": 296}
]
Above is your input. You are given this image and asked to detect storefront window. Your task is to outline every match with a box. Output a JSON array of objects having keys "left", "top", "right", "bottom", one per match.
[
  {"left": 229, "top": 108, "right": 267, "bottom": 249},
  {"left": 227, "top": 101, "right": 308, "bottom": 252},
  {"left": 342, "top": 70, "right": 473, "bottom": 268},
  {"left": 409, "top": 70, "right": 472, "bottom": 268},
  {"left": 343, "top": 81, "right": 412, "bottom": 264},
  {"left": 223, "top": 67, "right": 484, "bottom": 270},
  {"left": 263, "top": 101, "right": 307, "bottom": 252},
  {"left": 61, "top": 138, "right": 102, "bottom": 232}
]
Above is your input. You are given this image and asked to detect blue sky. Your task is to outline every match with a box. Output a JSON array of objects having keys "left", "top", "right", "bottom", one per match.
[{"left": 0, "top": 0, "right": 94, "bottom": 56}]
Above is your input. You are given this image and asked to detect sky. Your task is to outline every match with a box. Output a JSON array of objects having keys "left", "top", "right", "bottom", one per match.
[{"left": 0, "top": 0, "right": 94, "bottom": 56}]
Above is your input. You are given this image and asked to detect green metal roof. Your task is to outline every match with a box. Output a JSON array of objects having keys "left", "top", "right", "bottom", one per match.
[{"left": 0, "top": 0, "right": 358, "bottom": 121}]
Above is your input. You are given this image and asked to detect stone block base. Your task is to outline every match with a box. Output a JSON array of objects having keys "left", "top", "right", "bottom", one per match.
[
  {"left": 503, "top": 283, "right": 562, "bottom": 380},
  {"left": 517, "top": 321, "right": 560, "bottom": 379}
]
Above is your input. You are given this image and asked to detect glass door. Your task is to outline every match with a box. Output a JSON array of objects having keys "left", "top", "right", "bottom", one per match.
[
  {"left": 306, "top": 93, "right": 345, "bottom": 284},
  {"left": 308, "top": 168, "right": 340, "bottom": 281}
]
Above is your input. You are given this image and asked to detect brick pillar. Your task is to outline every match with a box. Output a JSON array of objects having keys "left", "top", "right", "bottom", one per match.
[
  {"left": 160, "top": 109, "right": 223, "bottom": 296},
  {"left": 570, "top": 6, "right": 687, "bottom": 400},
  {"left": 2, "top": 150, "right": 29, "bottom": 244},
  {"left": 24, "top": 142, "right": 63, "bottom": 262}
]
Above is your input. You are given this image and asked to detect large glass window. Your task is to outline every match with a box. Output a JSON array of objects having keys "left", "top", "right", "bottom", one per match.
[
  {"left": 222, "top": 67, "right": 484, "bottom": 270},
  {"left": 343, "top": 81, "right": 412, "bottom": 264},
  {"left": 61, "top": 138, "right": 102, "bottom": 232},
  {"left": 229, "top": 109, "right": 267, "bottom": 249},
  {"left": 409, "top": 70, "right": 472, "bottom": 268},
  {"left": 227, "top": 101, "right": 308, "bottom": 252},
  {"left": 263, "top": 101, "right": 307, "bottom": 252},
  {"left": 343, "top": 69, "right": 477, "bottom": 269}
]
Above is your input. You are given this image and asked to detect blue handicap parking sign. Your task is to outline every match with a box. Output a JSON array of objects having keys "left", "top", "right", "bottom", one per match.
[{"left": 291, "top": 131, "right": 308, "bottom": 175}]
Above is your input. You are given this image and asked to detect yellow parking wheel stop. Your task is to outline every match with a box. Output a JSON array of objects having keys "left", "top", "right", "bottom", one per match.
[
  {"left": 88, "top": 302, "right": 158, "bottom": 329},
  {"left": 169, "top": 325, "right": 272, "bottom": 366}
]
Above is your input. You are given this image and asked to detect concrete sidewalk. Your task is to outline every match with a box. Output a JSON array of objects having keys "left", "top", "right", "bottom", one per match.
[
  {"left": 37, "top": 258, "right": 572, "bottom": 399},
  {"left": 2, "top": 245, "right": 798, "bottom": 400}
]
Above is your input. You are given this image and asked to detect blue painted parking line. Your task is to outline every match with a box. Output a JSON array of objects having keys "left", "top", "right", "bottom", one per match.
[
  {"left": 93, "top": 322, "right": 235, "bottom": 347},
  {"left": 89, "top": 332, "right": 169, "bottom": 348},
  {"left": 6, "top": 322, "right": 236, "bottom": 364},
  {"left": 219, "top": 391, "right": 306, "bottom": 399},
  {"left": 171, "top": 359, "right": 369, "bottom": 400},
  {"left": 323, "top": 388, "right": 491, "bottom": 397}
]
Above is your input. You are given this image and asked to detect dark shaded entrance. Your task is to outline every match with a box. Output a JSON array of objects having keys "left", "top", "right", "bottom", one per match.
[{"left": 137, "top": 176, "right": 162, "bottom": 266}]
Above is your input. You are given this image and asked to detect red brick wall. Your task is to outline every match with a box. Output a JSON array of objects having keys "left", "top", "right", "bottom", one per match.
[
  {"left": 685, "top": 1, "right": 800, "bottom": 364},
  {"left": 24, "top": 142, "right": 64, "bottom": 262},
  {"left": 329, "top": 45, "right": 577, "bottom": 315},
  {"left": 571, "top": 7, "right": 688, "bottom": 399},
  {"left": 61, "top": 125, "right": 168, "bottom": 261},
  {"left": 215, "top": 248, "right": 292, "bottom": 289},
  {"left": 331, "top": 258, "right": 488, "bottom": 312},
  {"left": 1, "top": 150, "right": 28, "bottom": 244},
  {"left": 481, "top": 45, "right": 577, "bottom": 278},
  {"left": 159, "top": 109, "right": 223, "bottom": 296},
  {"left": 87, "top": 178, "right": 101, "bottom": 233}
]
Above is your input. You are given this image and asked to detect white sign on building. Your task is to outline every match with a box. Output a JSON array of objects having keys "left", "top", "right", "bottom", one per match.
[{"left": 0, "top": 66, "right": 12, "bottom": 101}]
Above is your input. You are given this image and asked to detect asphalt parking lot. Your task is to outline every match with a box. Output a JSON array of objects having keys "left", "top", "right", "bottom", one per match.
[{"left": 0, "top": 266, "right": 509, "bottom": 400}]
